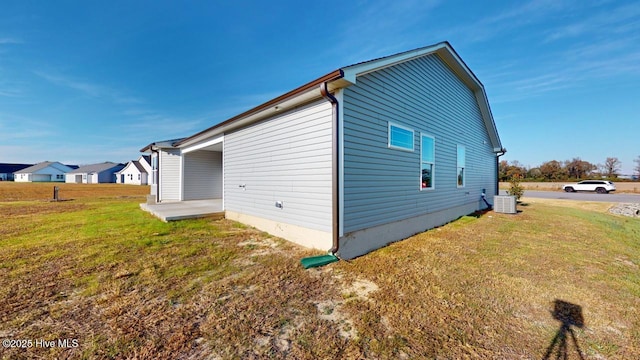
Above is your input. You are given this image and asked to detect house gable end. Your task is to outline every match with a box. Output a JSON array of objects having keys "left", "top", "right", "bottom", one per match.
[
  {"left": 342, "top": 42, "right": 501, "bottom": 152},
  {"left": 341, "top": 52, "right": 499, "bottom": 235}
]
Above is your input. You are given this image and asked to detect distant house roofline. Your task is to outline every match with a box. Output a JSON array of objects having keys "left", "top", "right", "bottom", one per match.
[
  {"left": 14, "top": 161, "right": 74, "bottom": 174},
  {"left": 67, "top": 162, "right": 124, "bottom": 174},
  {"left": 0, "top": 163, "right": 33, "bottom": 174}
]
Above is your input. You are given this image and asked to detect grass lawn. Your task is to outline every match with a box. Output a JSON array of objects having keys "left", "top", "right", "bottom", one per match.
[{"left": 1, "top": 183, "right": 639, "bottom": 359}]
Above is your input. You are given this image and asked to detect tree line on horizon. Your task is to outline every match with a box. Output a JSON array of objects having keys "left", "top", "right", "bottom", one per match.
[{"left": 499, "top": 156, "right": 640, "bottom": 182}]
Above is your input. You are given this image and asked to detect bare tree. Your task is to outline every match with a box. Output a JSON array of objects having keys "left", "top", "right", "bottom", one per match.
[
  {"left": 634, "top": 156, "right": 640, "bottom": 177},
  {"left": 603, "top": 157, "right": 621, "bottom": 178}
]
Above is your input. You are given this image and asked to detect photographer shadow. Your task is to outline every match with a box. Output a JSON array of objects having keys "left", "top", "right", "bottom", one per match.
[{"left": 543, "top": 299, "right": 585, "bottom": 360}]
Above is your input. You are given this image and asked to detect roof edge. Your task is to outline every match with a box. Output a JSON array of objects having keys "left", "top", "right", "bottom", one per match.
[
  {"left": 168, "top": 41, "right": 502, "bottom": 151},
  {"left": 174, "top": 69, "right": 344, "bottom": 147},
  {"left": 140, "top": 138, "right": 185, "bottom": 152}
]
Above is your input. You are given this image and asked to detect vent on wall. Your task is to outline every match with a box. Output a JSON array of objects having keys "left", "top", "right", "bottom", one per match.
[{"left": 494, "top": 195, "right": 517, "bottom": 214}]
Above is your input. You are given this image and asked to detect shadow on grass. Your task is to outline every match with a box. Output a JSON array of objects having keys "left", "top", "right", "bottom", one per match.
[
  {"left": 543, "top": 299, "right": 585, "bottom": 360},
  {"left": 467, "top": 209, "right": 492, "bottom": 218}
]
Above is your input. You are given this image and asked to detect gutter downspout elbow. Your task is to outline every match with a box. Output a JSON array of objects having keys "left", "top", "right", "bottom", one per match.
[{"left": 320, "top": 82, "right": 340, "bottom": 256}]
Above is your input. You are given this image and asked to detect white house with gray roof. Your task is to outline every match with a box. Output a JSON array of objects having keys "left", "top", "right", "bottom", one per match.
[
  {"left": 115, "top": 155, "right": 152, "bottom": 185},
  {"left": 65, "top": 162, "right": 125, "bottom": 184},
  {"left": 141, "top": 42, "right": 504, "bottom": 259},
  {"left": 14, "top": 161, "right": 74, "bottom": 182}
]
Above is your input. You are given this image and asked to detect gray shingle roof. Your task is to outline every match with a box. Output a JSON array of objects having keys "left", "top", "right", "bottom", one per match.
[
  {"left": 14, "top": 161, "right": 69, "bottom": 174},
  {"left": 132, "top": 161, "right": 148, "bottom": 174},
  {"left": 67, "top": 162, "right": 124, "bottom": 174}
]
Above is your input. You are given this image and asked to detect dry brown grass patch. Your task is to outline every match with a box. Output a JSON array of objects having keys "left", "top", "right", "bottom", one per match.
[
  {"left": 2, "top": 185, "right": 639, "bottom": 359},
  {"left": 0, "top": 182, "right": 149, "bottom": 201}
]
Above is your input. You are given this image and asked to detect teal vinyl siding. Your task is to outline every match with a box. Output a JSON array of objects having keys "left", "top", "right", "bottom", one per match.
[{"left": 342, "top": 54, "right": 497, "bottom": 233}]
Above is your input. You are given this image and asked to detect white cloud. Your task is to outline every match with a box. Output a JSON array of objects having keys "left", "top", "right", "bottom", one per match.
[
  {"left": 439, "top": 0, "right": 570, "bottom": 43},
  {"left": 0, "top": 37, "right": 22, "bottom": 45},
  {"left": 330, "top": 0, "right": 442, "bottom": 64},
  {"left": 0, "top": 88, "right": 22, "bottom": 97},
  {"left": 0, "top": 113, "right": 57, "bottom": 139},
  {"left": 545, "top": 2, "right": 640, "bottom": 42},
  {"left": 33, "top": 70, "right": 148, "bottom": 106},
  {"left": 33, "top": 71, "right": 104, "bottom": 97}
]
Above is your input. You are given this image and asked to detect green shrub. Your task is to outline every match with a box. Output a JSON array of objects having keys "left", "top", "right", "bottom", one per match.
[{"left": 508, "top": 174, "right": 525, "bottom": 201}]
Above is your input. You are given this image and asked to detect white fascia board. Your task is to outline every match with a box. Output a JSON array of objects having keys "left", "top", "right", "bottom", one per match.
[
  {"left": 181, "top": 134, "right": 224, "bottom": 154},
  {"left": 341, "top": 43, "right": 451, "bottom": 84},
  {"left": 178, "top": 86, "right": 327, "bottom": 148}
]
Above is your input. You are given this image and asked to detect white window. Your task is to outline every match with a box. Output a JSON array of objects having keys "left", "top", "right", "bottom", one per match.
[
  {"left": 420, "top": 134, "right": 435, "bottom": 190},
  {"left": 457, "top": 145, "right": 465, "bottom": 187},
  {"left": 151, "top": 153, "right": 158, "bottom": 185},
  {"left": 388, "top": 122, "right": 414, "bottom": 151}
]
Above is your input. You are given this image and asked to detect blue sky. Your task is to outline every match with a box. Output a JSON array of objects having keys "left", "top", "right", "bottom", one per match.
[{"left": 1, "top": 0, "right": 639, "bottom": 173}]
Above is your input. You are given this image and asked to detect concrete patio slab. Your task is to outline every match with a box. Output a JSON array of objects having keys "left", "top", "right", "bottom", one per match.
[{"left": 140, "top": 199, "right": 224, "bottom": 221}]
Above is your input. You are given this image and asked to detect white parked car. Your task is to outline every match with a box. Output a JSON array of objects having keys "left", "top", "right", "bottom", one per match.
[{"left": 562, "top": 180, "right": 616, "bottom": 194}]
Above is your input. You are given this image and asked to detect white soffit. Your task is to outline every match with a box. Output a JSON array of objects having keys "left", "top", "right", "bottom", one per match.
[{"left": 181, "top": 134, "right": 224, "bottom": 153}]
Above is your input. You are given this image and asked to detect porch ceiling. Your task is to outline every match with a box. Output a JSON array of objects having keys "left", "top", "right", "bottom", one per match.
[{"left": 196, "top": 143, "right": 222, "bottom": 152}]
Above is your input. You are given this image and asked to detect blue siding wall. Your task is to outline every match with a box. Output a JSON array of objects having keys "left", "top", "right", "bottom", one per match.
[{"left": 342, "top": 54, "right": 497, "bottom": 233}]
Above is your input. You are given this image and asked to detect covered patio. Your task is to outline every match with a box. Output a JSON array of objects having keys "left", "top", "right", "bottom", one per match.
[{"left": 140, "top": 199, "right": 224, "bottom": 222}]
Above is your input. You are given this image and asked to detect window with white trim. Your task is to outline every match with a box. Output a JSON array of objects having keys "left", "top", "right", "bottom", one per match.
[
  {"left": 457, "top": 145, "right": 465, "bottom": 187},
  {"left": 388, "top": 122, "right": 414, "bottom": 151},
  {"left": 420, "top": 134, "right": 435, "bottom": 189}
]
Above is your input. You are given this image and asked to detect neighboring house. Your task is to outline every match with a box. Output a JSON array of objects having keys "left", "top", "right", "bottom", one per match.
[
  {"left": 65, "top": 162, "right": 125, "bottom": 184},
  {"left": 142, "top": 42, "right": 505, "bottom": 259},
  {"left": 0, "top": 163, "right": 32, "bottom": 181},
  {"left": 14, "top": 161, "right": 74, "bottom": 182},
  {"left": 115, "top": 155, "right": 152, "bottom": 185}
]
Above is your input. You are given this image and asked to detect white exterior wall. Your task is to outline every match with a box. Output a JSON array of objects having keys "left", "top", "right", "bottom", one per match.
[
  {"left": 138, "top": 156, "right": 152, "bottom": 174},
  {"left": 183, "top": 150, "right": 222, "bottom": 200},
  {"left": 117, "top": 164, "right": 147, "bottom": 185},
  {"left": 14, "top": 173, "right": 30, "bottom": 182},
  {"left": 65, "top": 174, "right": 82, "bottom": 183},
  {"left": 224, "top": 99, "right": 333, "bottom": 249},
  {"left": 159, "top": 148, "right": 181, "bottom": 201}
]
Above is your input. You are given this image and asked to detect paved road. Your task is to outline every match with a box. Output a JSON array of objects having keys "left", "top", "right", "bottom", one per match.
[{"left": 499, "top": 190, "right": 640, "bottom": 203}]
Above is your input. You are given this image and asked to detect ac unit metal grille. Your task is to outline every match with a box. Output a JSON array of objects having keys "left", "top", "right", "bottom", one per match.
[{"left": 494, "top": 195, "right": 517, "bottom": 214}]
